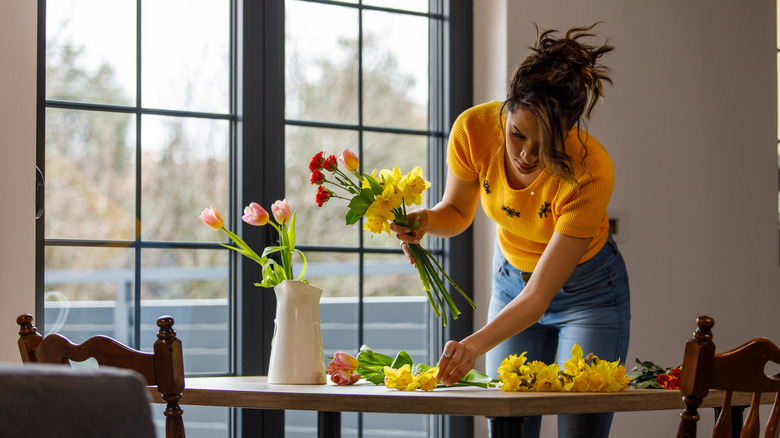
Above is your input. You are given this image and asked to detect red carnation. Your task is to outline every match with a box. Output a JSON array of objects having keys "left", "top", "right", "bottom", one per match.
[
  {"left": 309, "top": 151, "right": 326, "bottom": 171},
  {"left": 310, "top": 170, "right": 325, "bottom": 185},
  {"left": 323, "top": 154, "right": 338, "bottom": 172},
  {"left": 315, "top": 186, "right": 331, "bottom": 207}
]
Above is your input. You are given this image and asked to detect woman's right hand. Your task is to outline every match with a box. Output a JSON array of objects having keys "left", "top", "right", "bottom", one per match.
[{"left": 390, "top": 209, "right": 429, "bottom": 266}]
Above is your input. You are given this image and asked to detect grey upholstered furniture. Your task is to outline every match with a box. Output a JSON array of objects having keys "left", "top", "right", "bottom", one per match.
[{"left": 0, "top": 362, "right": 156, "bottom": 438}]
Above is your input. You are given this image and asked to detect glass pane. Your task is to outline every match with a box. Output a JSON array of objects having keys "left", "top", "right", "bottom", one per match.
[
  {"left": 286, "top": 125, "right": 360, "bottom": 246},
  {"left": 315, "top": 251, "right": 360, "bottom": 349},
  {"left": 363, "top": 0, "right": 429, "bottom": 13},
  {"left": 285, "top": 0, "right": 359, "bottom": 124},
  {"left": 45, "top": 108, "right": 136, "bottom": 240},
  {"left": 361, "top": 132, "right": 430, "bottom": 249},
  {"left": 141, "top": 115, "right": 229, "bottom": 242},
  {"left": 141, "top": 248, "right": 229, "bottom": 374},
  {"left": 44, "top": 246, "right": 135, "bottom": 343},
  {"left": 362, "top": 11, "right": 428, "bottom": 130},
  {"left": 142, "top": 0, "right": 230, "bottom": 113},
  {"left": 46, "top": 0, "right": 136, "bottom": 105}
]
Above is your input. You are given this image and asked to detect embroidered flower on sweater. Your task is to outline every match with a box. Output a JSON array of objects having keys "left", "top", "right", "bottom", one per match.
[
  {"left": 501, "top": 205, "right": 520, "bottom": 218},
  {"left": 538, "top": 202, "right": 551, "bottom": 218},
  {"left": 483, "top": 180, "right": 491, "bottom": 194}
]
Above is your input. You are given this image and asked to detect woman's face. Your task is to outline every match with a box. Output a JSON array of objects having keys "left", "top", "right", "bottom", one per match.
[{"left": 504, "top": 108, "right": 541, "bottom": 181}]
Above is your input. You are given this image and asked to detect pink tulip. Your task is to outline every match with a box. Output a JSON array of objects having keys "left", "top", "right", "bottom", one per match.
[
  {"left": 242, "top": 202, "right": 269, "bottom": 226},
  {"left": 271, "top": 199, "right": 291, "bottom": 224},
  {"left": 338, "top": 149, "right": 360, "bottom": 172},
  {"left": 330, "top": 369, "right": 360, "bottom": 386},
  {"left": 327, "top": 351, "right": 360, "bottom": 386},
  {"left": 327, "top": 351, "right": 359, "bottom": 374},
  {"left": 200, "top": 205, "right": 224, "bottom": 230}
]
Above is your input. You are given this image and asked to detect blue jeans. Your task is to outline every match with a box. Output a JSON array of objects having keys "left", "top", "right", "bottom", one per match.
[{"left": 486, "top": 235, "right": 631, "bottom": 438}]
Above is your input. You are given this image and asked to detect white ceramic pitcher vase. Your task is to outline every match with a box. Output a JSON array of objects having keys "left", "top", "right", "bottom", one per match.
[{"left": 266, "top": 280, "right": 327, "bottom": 384}]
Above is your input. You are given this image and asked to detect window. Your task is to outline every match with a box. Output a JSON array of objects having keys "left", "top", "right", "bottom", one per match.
[{"left": 38, "top": 0, "right": 473, "bottom": 436}]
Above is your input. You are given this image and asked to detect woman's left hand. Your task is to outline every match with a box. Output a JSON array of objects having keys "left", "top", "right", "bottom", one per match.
[{"left": 436, "top": 340, "right": 478, "bottom": 386}]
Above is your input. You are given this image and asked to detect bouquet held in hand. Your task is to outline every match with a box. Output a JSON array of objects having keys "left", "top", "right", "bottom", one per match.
[{"left": 309, "top": 149, "right": 474, "bottom": 326}]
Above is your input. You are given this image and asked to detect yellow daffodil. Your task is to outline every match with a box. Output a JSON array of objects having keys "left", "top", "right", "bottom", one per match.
[
  {"left": 586, "top": 361, "right": 610, "bottom": 392},
  {"left": 533, "top": 363, "right": 563, "bottom": 392},
  {"left": 562, "top": 344, "right": 586, "bottom": 375},
  {"left": 500, "top": 373, "right": 526, "bottom": 392},
  {"left": 379, "top": 166, "right": 403, "bottom": 187},
  {"left": 398, "top": 166, "right": 431, "bottom": 206},
  {"left": 606, "top": 363, "right": 631, "bottom": 392},
  {"left": 528, "top": 360, "right": 548, "bottom": 376},
  {"left": 414, "top": 367, "right": 440, "bottom": 391},
  {"left": 498, "top": 353, "right": 535, "bottom": 392},
  {"left": 563, "top": 370, "right": 590, "bottom": 392},
  {"left": 380, "top": 183, "right": 404, "bottom": 209},
  {"left": 364, "top": 216, "right": 391, "bottom": 235},
  {"left": 383, "top": 364, "right": 414, "bottom": 390}
]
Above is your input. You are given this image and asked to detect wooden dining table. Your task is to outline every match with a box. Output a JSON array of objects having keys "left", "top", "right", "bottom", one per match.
[{"left": 148, "top": 376, "right": 770, "bottom": 437}]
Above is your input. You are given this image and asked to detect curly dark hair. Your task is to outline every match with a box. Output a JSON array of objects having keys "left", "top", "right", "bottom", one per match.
[{"left": 501, "top": 22, "right": 614, "bottom": 185}]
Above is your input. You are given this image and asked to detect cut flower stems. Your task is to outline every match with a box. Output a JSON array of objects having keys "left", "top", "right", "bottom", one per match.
[{"left": 310, "top": 149, "right": 475, "bottom": 326}]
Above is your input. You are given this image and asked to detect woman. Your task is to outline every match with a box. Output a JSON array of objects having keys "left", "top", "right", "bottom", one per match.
[{"left": 392, "top": 23, "right": 630, "bottom": 438}]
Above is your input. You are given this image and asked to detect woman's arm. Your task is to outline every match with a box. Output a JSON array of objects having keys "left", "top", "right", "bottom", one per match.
[
  {"left": 392, "top": 169, "right": 480, "bottom": 243},
  {"left": 436, "top": 231, "right": 592, "bottom": 385}
]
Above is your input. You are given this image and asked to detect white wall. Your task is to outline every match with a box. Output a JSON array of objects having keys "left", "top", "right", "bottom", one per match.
[
  {"left": 472, "top": 1, "right": 780, "bottom": 437},
  {"left": 0, "top": 0, "right": 38, "bottom": 363}
]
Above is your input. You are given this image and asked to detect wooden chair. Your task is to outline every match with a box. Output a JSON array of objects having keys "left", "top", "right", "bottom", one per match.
[
  {"left": 677, "top": 315, "right": 780, "bottom": 438},
  {"left": 17, "top": 313, "right": 186, "bottom": 438}
]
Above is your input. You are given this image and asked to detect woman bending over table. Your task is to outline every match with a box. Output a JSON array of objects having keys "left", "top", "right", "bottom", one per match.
[{"left": 391, "top": 23, "right": 630, "bottom": 438}]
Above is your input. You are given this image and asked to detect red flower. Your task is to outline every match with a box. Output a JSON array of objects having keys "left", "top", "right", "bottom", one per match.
[
  {"left": 323, "top": 154, "right": 338, "bottom": 172},
  {"left": 310, "top": 170, "right": 325, "bottom": 185},
  {"left": 315, "top": 186, "right": 331, "bottom": 207},
  {"left": 668, "top": 367, "right": 681, "bottom": 378},
  {"left": 309, "top": 151, "right": 326, "bottom": 171},
  {"left": 657, "top": 373, "right": 680, "bottom": 390}
]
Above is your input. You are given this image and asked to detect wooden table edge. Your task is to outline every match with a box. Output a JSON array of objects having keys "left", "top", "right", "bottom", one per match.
[{"left": 147, "top": 378, "right": 774, "bottom": 417}]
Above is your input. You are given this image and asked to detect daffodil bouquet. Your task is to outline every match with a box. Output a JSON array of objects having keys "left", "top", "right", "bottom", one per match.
[
  {"left": 200, "top": 200, "right": 307, "bottom": 288},
  {"left": 310, "top": 149, "right": 475, "bottom": 326},
  {"left": 497, "top": 344, "right": 632, "bottom": 393}
]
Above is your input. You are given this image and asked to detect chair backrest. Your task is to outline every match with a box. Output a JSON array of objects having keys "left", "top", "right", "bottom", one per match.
[
  {"left": 17, "top": 313, "right": 186, "bottom": 438},
  {"left": 0, "top": 362, "right": 157, "bottom": 438},
  {"left": 677, "top": 315, "right": 780, "bottom": 438}
]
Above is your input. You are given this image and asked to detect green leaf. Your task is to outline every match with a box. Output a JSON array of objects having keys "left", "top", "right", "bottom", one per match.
[
  {"left": 294, "top": 248, "right": 307, "bottom": 281},
  {"left": 359, "top": 187, "right": 375, "bottom": 203},
  {"left": 390, "top": 350, "right": 414, "bottom": 368},
  {"left": 261, "top": 245, "right": 285, "bottom": 258},
  {"left": 357, "top": 345, "right": 394, "bottom": 367},
  {"left": 287, "top": 212, "right": 296, "bottom": 250},
  {"left": 347, "top": 194, "right": 371, "bottom": 216},
  {"left": 365, "top": 373, "right": 386, "bottom": 385},
  {"left": 364, "top": 174, "right": 384, "bottom": 196},
  {"left": 345, "top": 210, "right": 360, "bottom": 225}
]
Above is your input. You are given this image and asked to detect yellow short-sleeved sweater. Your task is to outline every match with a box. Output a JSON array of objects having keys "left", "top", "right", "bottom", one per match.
[{"left": 446, "top": 101, "right": 613, "bottom": 272}]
